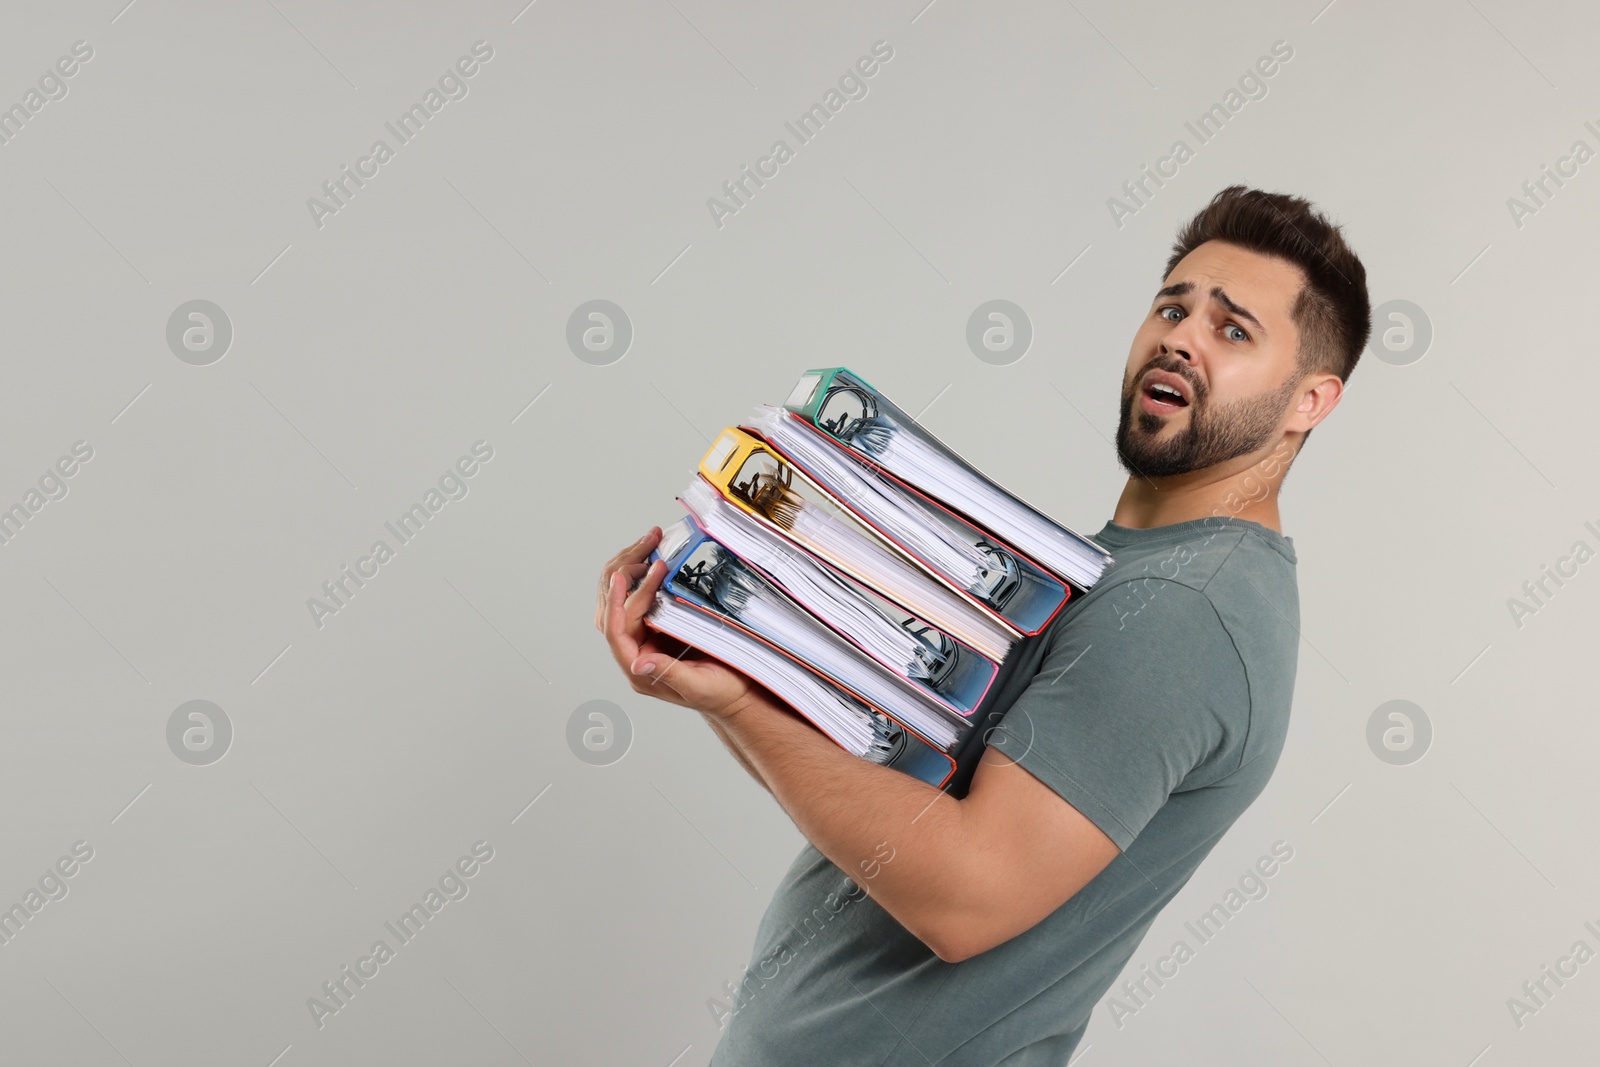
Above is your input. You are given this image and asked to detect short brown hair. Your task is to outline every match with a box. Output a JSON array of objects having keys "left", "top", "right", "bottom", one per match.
[{"left": 1165, "top": 185, "right": 1370, "bottom": 448}]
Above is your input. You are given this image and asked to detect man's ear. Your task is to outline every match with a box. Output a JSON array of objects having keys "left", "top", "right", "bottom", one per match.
[{"left": 1288, "top": 373, "right": 1342, "bottom": 434}]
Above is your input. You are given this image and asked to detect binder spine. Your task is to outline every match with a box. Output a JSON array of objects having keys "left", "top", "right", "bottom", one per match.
[
  {"left": 656, "top": 590, "right": 964, "bottom": 754},
  {"left": 745, "top": 415, "right": 1069, "bottom": 637},
  {"left": 784, "top": 366, "right": 1115, "bottom": 588},
  {"left": 674, "top": 497, "right": 999, "bottom": 717},
  {"left": 803, "top": 422, "right": 1075, "bottom": 634},
  {"left": 641, "top": 610, "right": 957, "bottom": 789},
  {"left": 649, "top": 528, "right": 969, "bottom": 757}
]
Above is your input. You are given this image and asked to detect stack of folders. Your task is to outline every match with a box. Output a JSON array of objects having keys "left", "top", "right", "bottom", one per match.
[{"left": 643, "top": 367, "right": 1114, "bottom": 790}]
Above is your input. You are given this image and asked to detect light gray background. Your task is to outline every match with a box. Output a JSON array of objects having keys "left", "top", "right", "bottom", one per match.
[{"left": 1, "top": 0, "right": 1593, "bottom": 1064}]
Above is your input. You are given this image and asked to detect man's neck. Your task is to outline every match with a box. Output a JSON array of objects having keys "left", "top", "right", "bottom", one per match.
[{"left": 1110, "top": 449, "right": 1290, "bottom": 534}]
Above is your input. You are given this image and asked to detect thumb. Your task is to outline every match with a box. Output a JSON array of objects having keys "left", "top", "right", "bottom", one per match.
[
  {"left": 631, "top": 652, "right": 688, "bottom": 694},
  {"left": 631, "top": 651, "right": 731, "bottom": 707}
]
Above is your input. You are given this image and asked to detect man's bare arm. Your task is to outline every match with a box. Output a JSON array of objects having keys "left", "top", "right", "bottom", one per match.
[
  {"left": 706, "top": 687, "right": 1121, "bottom": 962},
  {"left": 702, "top": 713, "right": 772, "bottom": 794},
  {"left": 601, "top": 531, "right": 1120, "bottom": 961}
]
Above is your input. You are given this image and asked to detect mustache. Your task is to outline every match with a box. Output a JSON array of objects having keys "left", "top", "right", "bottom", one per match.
[{"left": 1135, "top": 356, "right": 1203, "bottom": 402}]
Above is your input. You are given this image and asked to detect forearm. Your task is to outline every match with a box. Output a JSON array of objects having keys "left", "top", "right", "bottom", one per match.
[
  {"left": 605, "top": 550, "right": 980, "bottom": 954},
  {"left": 713, "top": 693, "right": 971, "bottom": 956},
  {"left": 701, "top": 713, "right": 771, "bottom": 794}
]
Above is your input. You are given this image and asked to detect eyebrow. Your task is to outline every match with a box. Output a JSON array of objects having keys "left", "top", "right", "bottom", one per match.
[{"left": 1154, "top": 282, "right": 1266, "bottom": 337}]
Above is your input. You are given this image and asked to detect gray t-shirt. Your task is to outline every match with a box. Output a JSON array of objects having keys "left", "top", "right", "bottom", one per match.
[{"left": 707, "top": 515, "right": 1300, "bottom": 1067}]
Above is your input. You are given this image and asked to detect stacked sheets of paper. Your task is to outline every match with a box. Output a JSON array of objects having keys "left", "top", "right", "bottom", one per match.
[{"left": 641, "top": 368, "right": 1114, "bottom": 789}]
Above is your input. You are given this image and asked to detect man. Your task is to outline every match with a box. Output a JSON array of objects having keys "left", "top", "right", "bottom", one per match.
[{"left": 596, "top": 184, "right": 1370, "bottom": 1065}]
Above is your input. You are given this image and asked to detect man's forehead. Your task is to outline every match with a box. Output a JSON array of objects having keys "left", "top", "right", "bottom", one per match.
[{"left": 1162, "top": 243, "right": 1304, "bottom": 301}]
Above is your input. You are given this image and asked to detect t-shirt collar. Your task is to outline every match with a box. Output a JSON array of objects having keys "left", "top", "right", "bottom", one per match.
[{"left": 1091, "top": 516, "right": 1296, "bottom": 564}]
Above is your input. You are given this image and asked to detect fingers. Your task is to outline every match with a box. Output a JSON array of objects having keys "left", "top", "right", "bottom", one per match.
[
  {"left": 594, "top": 527, "right": 661, "bottom": 632},
  {"left": 627, "top": 634, "right": 698, "bottom": 708},
  {"left": 604, "top": 558, "right": 667, "bottom": 670},
  {"left": 603, "top": 566, "right": 698, "bottom": 709},
  {"left": 623, "top": 559, "right": 666, "bottom": 627},
  {"left": 606, "top": 527, "right": 660, "bottom": 571},
  {"left": 607, "top": 559, "right": 665, "bottom": 669},
  {"left": 603, "top": 570, "right": 643, "bottom": 672},
  {"left": 597, "top": 537, "right": 752, "bottom": 716},
  {"left": 594, "top": 562, "right": 649, "bottom": 632},
  {"left": 632, "top": 646, "right": 755, "bottom": 718}
]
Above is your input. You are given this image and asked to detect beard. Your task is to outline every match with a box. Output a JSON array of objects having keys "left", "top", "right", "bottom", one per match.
[{"left": 1115, "top": 358, "right": 1300, "bottom": 479}]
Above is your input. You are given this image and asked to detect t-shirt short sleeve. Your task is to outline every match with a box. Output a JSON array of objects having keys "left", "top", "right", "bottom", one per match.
[{"left": 987, "top": 579, "right": 1250, "bottom": 851}]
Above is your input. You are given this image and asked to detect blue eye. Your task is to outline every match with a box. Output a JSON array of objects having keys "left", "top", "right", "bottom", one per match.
[{"left": 1158, "top": 302, "right": 1250, "bottom": 342}]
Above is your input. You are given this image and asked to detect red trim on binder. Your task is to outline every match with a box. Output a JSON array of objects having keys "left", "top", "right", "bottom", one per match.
[
  {"left": 745, "top": 414, "right": 1072, "bottom": 637},
  {"left": 645, "top": 598, "right": 962, "bottom": 778},
  {"left": 675, "top": 493, "right": 1001, "bottom": 718}
]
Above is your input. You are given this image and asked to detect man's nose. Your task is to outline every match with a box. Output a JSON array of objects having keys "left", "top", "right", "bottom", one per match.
[
  {"left": 1159, "top": 319, "right": 1202, "bottom": 364},
  {"left": 1159, "top": 336, "right": 1195, "bottom": 366}
]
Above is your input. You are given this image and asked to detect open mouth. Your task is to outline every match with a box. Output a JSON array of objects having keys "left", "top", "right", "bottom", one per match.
[{"left": 1140, "top": 379, "right": 1190, "bottom": 415}]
